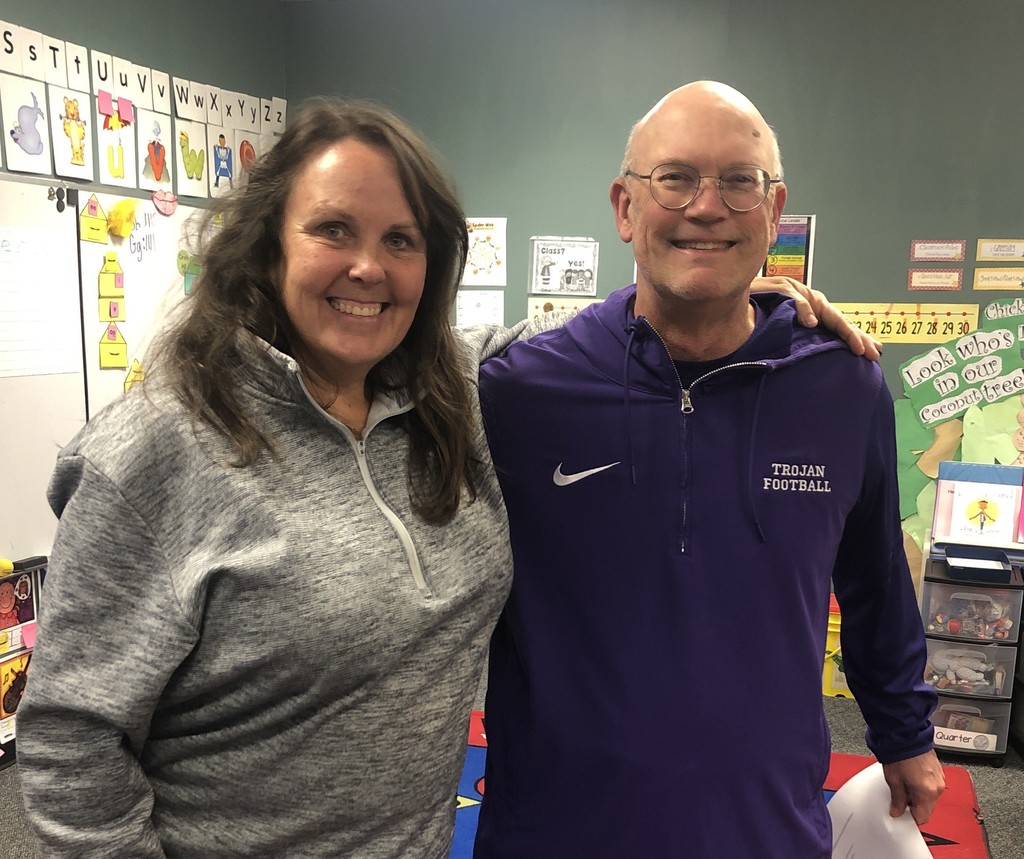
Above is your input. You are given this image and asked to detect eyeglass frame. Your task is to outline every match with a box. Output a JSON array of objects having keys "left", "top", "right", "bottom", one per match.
[{"left": 621, "top": 163, "right": 783, "bottom": 213}]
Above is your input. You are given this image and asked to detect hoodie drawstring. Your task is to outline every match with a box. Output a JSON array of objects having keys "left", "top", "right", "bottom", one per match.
[
  {"left": 746, "top": 374, "right": 768, "bottom": 543},
  {"left": 623, "top": 323, "right": 640, "bottom": 485}
]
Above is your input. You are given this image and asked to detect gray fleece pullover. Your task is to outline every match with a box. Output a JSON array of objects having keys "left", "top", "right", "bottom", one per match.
[{"left": 17, "top": 324, "right": 538, "bottom": 858}]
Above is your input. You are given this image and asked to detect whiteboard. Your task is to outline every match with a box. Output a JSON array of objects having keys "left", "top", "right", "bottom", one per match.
[
  {"left": 0, "top": 178, "right": 86, "bottom": 559},
  {"left": 78, "top": 192, "right": 204, "bottom": 418}
]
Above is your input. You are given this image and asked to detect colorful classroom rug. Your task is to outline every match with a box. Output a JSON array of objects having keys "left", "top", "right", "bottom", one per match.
[{"left": 450, "top": 711, "right": 989, "bottom": 858}]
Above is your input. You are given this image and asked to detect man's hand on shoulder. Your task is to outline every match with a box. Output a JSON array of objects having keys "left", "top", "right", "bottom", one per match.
[{"left": 750, "top": 276, "right": 882, "bottom": 361}]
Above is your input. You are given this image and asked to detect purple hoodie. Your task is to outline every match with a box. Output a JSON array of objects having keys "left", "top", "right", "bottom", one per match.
[{"left": 475, "top": 284, "right": 935, "bottom": 858}]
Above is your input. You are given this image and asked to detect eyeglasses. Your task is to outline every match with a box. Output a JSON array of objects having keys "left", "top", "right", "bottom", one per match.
[{"left": 623, "top": 163, "right": 782, "bottom": 213}]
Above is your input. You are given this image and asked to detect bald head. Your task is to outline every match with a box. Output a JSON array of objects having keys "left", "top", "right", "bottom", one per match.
[{"left": 621, "top": 81, "right": 782, "bottom": 178}]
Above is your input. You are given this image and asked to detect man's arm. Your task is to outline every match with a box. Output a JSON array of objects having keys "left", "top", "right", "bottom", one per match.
[
  {"left": 831, "top": 377, "right": 943, "bottom": 822},
  {"left": 751, "top": 276, "right": 882, "bottom": 359},
  {"left": 882, "top": 751, "right": 946, "bottom": 824}
]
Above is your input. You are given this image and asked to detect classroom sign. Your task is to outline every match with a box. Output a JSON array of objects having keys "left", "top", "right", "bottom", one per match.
[{"left": 901, "top": 297, "right": 1024, "bottom": 427}]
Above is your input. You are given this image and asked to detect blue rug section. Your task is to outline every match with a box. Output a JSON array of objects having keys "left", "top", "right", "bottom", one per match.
[{"left": 450, "top": 745, "right": 486, "bottom": 858}]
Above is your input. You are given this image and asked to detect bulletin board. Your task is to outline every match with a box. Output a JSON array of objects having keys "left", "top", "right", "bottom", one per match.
[{"left": 0, "top": 177, "right": 86, "bottom": 559}]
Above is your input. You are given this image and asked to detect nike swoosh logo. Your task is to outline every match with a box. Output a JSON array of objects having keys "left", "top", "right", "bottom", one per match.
[{"left": 553, "top": 461, "right": 621, "bottom": 486}]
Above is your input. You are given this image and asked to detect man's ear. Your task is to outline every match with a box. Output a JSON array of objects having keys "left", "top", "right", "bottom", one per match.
[
  {"left": 610, "top": 178, "right": 634, "bottom": 243},
  {"left": 768, "top": 182, "right": 787, "bottom": 245}
]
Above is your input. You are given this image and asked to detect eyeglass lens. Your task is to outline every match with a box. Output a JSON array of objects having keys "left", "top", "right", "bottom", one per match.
[{"left": 649, "top": 164, "right": 770, "bottom": 212}]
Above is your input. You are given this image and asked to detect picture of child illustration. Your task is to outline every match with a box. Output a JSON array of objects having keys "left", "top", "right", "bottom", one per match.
[{"left": 966, "top": 498, "right": 997, "bottom": 532}]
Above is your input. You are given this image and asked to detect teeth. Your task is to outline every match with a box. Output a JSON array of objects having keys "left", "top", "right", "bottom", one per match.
[
  {"left": 328, "top": 298, "right": 383, "bottom": 316},
  {"left": 678, "top": 241, "right": 729, "bottom": 250}
]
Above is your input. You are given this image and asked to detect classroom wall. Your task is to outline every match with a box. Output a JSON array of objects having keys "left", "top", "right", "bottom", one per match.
[
  {"left": 281, "top": 0, "right": 1024, "bottom": 392},
  {"left": 3, "top": 0, "right": 1023, "bottom": 391}
]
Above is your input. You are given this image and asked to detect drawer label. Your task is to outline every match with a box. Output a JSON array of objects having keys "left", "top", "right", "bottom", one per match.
[{"left": 934, "top": 726, "right": 998, "bottom": 752}]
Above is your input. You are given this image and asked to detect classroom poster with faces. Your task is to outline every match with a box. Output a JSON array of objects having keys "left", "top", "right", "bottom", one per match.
[{"left": 528, "top": 236, "right": 598, "bottom": 296}]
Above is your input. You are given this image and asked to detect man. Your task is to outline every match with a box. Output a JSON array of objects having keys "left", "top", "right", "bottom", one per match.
[{"left": 476, "top": 81, "right": 943, "bottom": 858}]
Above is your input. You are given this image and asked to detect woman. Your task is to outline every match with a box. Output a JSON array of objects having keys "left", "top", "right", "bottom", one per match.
[
  {"left": 17, "top": 98, "right": 874, "bottom": 857},
  {"left": 18, "top": 99, "right": 531, "bottom": 858}
]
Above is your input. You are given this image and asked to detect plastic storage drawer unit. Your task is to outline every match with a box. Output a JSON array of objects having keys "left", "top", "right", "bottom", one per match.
[
  {"left": 931, "top": 696, "right": 1011, "bottom": 755},
  {"left": 924, "top": 640, "right": 1015, "bottom": 697},
  {"left": 921, "top": 582, "right": 1022, "bottom": 644}
]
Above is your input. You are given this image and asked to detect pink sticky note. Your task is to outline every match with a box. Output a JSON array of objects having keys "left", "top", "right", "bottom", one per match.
[
  {"left": 97, "top": 89, "right": 114, "bottom": 116},
  {"left": 118, "top": 97, "right": 135, "bottom": 123},
  {"left": 21, "top": 621, "right": 36, "bottom": 649}
]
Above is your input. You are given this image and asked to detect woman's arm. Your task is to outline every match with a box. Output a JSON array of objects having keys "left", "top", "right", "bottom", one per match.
[{"left": 17, "top": 456, "right": 196, "bottom": 857}]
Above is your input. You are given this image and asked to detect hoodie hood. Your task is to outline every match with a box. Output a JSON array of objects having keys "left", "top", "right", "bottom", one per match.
[{"left": 568, "top": 284, "right": 846, "bottom": 393}]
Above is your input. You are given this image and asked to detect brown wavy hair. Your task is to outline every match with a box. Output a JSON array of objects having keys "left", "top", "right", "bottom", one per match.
[{"left": 150, "top": 98, "right": 475, "bottom": 524}]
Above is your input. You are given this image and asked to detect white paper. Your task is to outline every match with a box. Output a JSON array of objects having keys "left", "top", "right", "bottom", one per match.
[
  {"left": 463, "top": 218, "right": 506, "bottom": 286},
  {"left": 829, "top": 762, "right": 931, "bottom": 858},
  {"left": 0, "top": 224, "right": 82, "bottom": 377},
  {"left": 456, "top": 289, "right": 504, "bottom": 326}
]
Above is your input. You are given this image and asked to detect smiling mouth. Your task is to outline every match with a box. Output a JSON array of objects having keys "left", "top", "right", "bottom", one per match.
[
  {"left": 671, "top": 240, "right": 735, "bottom": 250},
  {"left": 327, "top": 298, "right": 385, "bottom": 317}
]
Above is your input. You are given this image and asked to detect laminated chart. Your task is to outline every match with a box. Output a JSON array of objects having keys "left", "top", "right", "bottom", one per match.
[
  {"left": 834, "top": 303, "right": 978, "bottom": 344},
  {"left": 764, "top": 215, "right": 814, "bottom": 285}
]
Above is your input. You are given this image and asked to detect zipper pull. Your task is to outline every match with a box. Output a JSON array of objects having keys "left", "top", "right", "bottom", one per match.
[{"left": 681, "top": 388, "right": 694, "bottom": 414}]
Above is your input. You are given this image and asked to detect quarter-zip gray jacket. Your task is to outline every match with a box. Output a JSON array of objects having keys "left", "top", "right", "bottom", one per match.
[{"left": 17, "top": 324, "right": 538, "bottom": 858}]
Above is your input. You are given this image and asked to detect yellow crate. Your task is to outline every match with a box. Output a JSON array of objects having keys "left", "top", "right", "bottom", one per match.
[{"left": 823, "top": 594, "right": 852, "bottom": 697}]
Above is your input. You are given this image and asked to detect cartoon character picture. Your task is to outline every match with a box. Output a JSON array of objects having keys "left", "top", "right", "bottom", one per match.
[
  {"left": 12, "top": 574, "right": 34, "bottom": 624},
  {"left": 2, "top": 653, "right": 30, "bottom": 715},
  {"left": 60, "top": 96, "right": 87, "bottom": 165},
  {"left": 0, "top": 581, "right": 18, "bottom": 629},
  {"left": 177, "top": 249, "right": 203, "bottom": 295},
  {"left": 237, "top": 137, "right": 256, "bottom": 172},
  {"left": 539, "top": 256, "right": 554, "bottom": 286},
  {"left": 179, "top": 130, "right": 205, "bottom": 180},
  {"left": 145, "top": 119, "right": 168, "bottom": 183},
  {"left": 10, "top": 91, "right": 45, "bottom": 155},
  {"left": 102, "top": 101, "right": 133, "bottom": 178},
  {"left": 966, "top": 498, "right": 997, "bottom": 532},
  {"left": 213, "top": 133, "right": 233, "bottom": 188}
]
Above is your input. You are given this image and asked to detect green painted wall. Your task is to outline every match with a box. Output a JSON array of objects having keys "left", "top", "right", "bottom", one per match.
[
  {"left": 4, "top": 0, "right": 1023, "bottom": 392},
  {"left": 282, "top": 0, "right": 1024, "bottom": 392}
]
